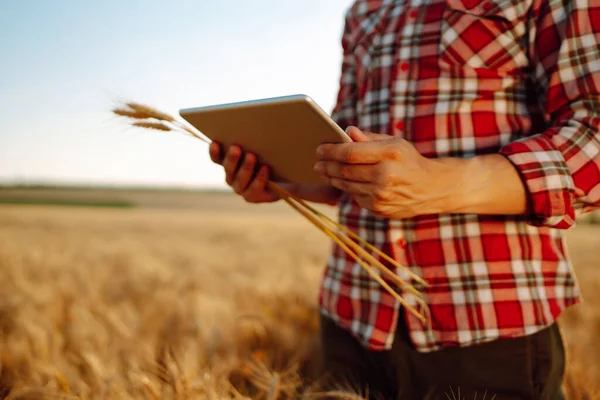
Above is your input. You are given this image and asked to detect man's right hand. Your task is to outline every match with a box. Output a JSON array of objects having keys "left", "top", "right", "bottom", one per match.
[
  {"left": 209, "top": 142, "right": 280, "bottom": 203},
  {"left": 209, "top": 142, "right": 343, "bottom": 205}
]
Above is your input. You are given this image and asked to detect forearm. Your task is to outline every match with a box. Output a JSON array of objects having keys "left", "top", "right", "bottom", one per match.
[{"left": 430, "top": 154, "right": 528, "bottom": 216}]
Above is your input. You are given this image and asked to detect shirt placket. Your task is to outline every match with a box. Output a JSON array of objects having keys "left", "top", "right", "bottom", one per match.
[
  {"left": 388, "top": 0, "right": 420, "bottom": 266},
  {"left": 389, "top": 3, "right": 420, "bottom": 136},
  {"left": 388, "top": 0, "right": 437, "bottom": 349}
]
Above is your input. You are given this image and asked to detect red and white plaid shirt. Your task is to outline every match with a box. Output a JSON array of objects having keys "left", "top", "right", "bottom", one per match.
[{"left": 319, "top": 0, "right": 600, "bottom": 352}]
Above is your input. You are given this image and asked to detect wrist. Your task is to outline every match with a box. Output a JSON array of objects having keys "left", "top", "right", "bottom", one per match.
[
  {"left": 439, "top": 157, "right": 488, "bottom": 214},
  {"left": 421, "top": 157, "right": 471, "bottom": 214},
  {"left": 427, "top": 154, "right": 527, "bottom": 216}
]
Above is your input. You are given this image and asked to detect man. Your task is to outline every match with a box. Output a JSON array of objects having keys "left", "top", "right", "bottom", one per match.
[{"left": 209, "top": 0, "right": 600, "bottom": 398}]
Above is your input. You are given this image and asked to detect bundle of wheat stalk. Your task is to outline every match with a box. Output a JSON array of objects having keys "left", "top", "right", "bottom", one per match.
[{"left": 112, "top": 102, "right": 430, "bottom": 323}]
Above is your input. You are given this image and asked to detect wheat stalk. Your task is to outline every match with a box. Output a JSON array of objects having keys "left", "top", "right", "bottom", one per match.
[
  {"left": 111, "top": 101, "right": 430, "bottom": 323},
  {"left": 268, "top": 184, "right": 427, "bottom": 323}
]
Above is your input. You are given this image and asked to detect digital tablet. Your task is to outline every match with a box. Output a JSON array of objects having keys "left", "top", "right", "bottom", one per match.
[{"left": 179, "top": 94, "right": 352, "bottom": 186}]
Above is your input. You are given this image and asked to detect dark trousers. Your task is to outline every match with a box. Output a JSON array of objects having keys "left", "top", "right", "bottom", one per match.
[{"left": 319, "top": 313, "right": 566, "bottom": 400}]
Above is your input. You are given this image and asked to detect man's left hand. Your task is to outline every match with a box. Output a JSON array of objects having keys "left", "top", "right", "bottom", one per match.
[{"left": 314, "top": 127, "right": 455, "bottom": 219}]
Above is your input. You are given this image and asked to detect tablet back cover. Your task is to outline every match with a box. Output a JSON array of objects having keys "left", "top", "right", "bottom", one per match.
[{"left": 180, "top": 95, "right": 351, "bottom": 186}]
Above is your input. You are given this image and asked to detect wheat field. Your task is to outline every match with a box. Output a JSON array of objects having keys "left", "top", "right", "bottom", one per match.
[{"left": 0, "top": 193, "right": 599, "bottom": 399}]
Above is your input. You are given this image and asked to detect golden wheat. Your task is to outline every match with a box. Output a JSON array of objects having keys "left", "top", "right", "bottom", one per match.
[{"left": 0, "top": 204, "right": 598, "bottom": 398}]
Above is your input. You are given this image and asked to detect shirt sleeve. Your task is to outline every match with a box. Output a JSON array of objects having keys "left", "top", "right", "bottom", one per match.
[
  {"left": 499, "top": 0, "right": 600, "bottom": 229},
  {"left": 330, "top": 10, "right": 359, "bottom": 131}
]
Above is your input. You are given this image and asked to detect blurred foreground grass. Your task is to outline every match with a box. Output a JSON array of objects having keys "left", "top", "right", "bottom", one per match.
[{"left": 0, "top": 192, "right": 598, "bottom": 399}]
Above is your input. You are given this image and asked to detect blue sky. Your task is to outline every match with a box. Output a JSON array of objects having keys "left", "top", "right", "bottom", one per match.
[{"left": 0, "top": 1, "right": 351, "bottom": 188}]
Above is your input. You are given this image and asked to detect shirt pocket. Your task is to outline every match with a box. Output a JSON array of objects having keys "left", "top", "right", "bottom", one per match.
[{"left": 438, "top": 0, "right": 532, "bottom": 73}]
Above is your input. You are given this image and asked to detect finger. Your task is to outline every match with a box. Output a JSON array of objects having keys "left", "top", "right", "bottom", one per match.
[
  {"left": 347, "top": 126, "right": 389, "bottom": 143},
  {"left": 314, "top": 161, "right": 376, "bottom": 183},
  {"left": 316, "top": 141, "right": 388, "bottom": 164},
  {"left": 361, "top": 132, "right": 390, "bottom": 141},
  {"left": 354, "top": 194, "right": 395, "bottom": 218},
  {"left": 209, "top": 142, "right": 223, "bottom": 164},
  {"left": 243, "top": 166, "right": 274, "bottom": 201},
  {"left": 232, "top": 153, "right": 258, "bottom": 194},
  {"left": 353, "top": 194, "right": 375, "bottom": 211},
  {"left": 328, "top": 178, "right": 376, "bottom": 195},
  {"left": 222, "top": 145, "right": 242, "bottom": 185}
]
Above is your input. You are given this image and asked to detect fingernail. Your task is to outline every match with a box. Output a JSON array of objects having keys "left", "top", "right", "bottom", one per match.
[{"left": 314, "top": 163, "right": 324, "bottom": 173}]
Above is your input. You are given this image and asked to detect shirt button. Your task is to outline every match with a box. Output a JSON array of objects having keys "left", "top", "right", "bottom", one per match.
[
  {"left": 409, "top": 10, "right": 418, "bottom": 18},
  {"left": 395, "top": 120, "right": 405, "bottom": 131},
  {"left": 483, "top": 1, "right": 494, "bottom": 10},
  {"left": 397, "top": 238, "right": 407, "bottom": 248},
  {"left": 400, "top": 62, "right": 410, "bottom": 71}
]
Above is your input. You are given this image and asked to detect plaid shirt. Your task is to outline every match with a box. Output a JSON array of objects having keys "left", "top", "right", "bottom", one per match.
[{"left": 319, "top": 0, "right": 600, "bottom": 352}]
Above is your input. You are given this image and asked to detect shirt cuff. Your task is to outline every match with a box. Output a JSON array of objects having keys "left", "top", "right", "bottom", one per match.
[{"left": 499, "top": 134, "right": 576, "bottom": 229}]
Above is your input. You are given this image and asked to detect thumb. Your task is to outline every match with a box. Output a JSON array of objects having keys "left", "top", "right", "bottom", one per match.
[{"left": 346, "top": 126, "right": 388, "bottom": 142}]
